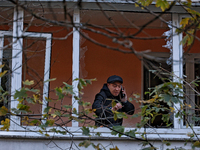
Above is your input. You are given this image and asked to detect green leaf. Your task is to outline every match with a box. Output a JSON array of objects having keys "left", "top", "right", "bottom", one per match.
[
  {"left": 116, "top": 112, "right": 128, "bottom": 119},
  {"left": 186, "top": 8, "right": 200, "bottom": 16},
  {"left": 131, "top": 113, "right": 141, "bottom": 118},
  {"left": 125, "top": 129, "right": 137, "bottom": 138},
  {"left": 85, "top": 78, "right": 97, "bottom": 85},
  {"left": 81, "top": 126, "right": 90, "bottom": 136},
  {"left": 14, "top": 88, "right": 28, "bottom": 99},
  {"left": 72, "top": 108, "right": 77, "bottom": 114},
  {"left": 45, "top": 97, "right": 52, "bottom": 102},
  {"left": 26, "top": 97, "right": 34, "bottom": 104},
  {"left": 85, "top": 79, "right": 92, "bottom": 85},
  {"left": 62, "top": 114, "right": 70, "bottom": 117},
  {"left": 30, "top": 119, "right": 40, "bottom": 125},
  {"left": 171, "top": 96, "right": 179, "bottom": 103},
  {"left": 44, "top": 78, "right": 56, "bottom": 83},
  {"left": 160, "top": 94, "right": 171, "bottom": 102},
  {"left": 156, "top": 0, "right": 169, "bottom": 11},
  {"left": 63, "top": 105, "right": 72, "bottom": 110},
  {"left": 182, "top": 0, "right": 192, "bottom": 7},
  {"left": 95, "top": 132, "right": 101, "bottom": 136},
  {"left": 111, "top": 126, "right": 124, "bottom": 137},
  {"left": 54, "top": 110, "right": 62, "bottom": 117},
  {"left": 55, "top": 87, "right": 64, "bottom": 99},
  {"left": 17, "top": 103, "right": 30, "bottom": 112},
  {"left": 46, "top": 119, "right": 55, "bottom": 126},
  {"left": 114, "top": 113, "right": 118, "bottom": 121},
  {"left": 62, "top": 82, "right": 74, "bottom": 95},
  {"left": 163, "top": 140, "right": 171, "bottom": 146},
  {"left": 112, "top": 100, "right": 117, "bottom": 108},
  {"left": 44, "top": 106, "right": 51, "bottom": 113},
  {"left": 25, "top": 88, "right": 40, "bottom": 93},
  {"left": 79, "top": 140, "right": 91, "bottom": 148}
]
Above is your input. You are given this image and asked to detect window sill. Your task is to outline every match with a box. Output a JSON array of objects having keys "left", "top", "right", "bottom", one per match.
[{"left": 0, "top": 127, "right": 199, "bottom": 141}]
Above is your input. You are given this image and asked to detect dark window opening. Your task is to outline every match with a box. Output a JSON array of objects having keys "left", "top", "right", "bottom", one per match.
[
  {"left": 143, "top": 54, "right": 173, "bottom": 128},
  {"left": 0, "top": 36, "right": 12, "bottom": 121}
]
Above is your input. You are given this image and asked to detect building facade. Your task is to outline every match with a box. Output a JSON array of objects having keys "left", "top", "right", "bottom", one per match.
[{"left": 0, "top": 0, "right": 199, "bottom": 149}]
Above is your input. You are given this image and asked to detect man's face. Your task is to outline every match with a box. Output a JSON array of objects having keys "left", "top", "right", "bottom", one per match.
[{"left": 107, "top": 82, "right": 122, "bottom": 96}]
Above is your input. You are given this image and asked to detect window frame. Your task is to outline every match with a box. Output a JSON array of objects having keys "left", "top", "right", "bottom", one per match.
[
  {"left": 0, "top": 30, "right": 52, "bottom": 129},
  {"left": 184, "top": 53, "right": 200, "bottom": 128},
  {"left": 0, "top": 7, "right": 199, "bottom": 141}
]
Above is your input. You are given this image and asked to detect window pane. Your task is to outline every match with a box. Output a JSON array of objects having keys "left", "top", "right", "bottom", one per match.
[
  {"left": 194, "top": 58, "right": 200, "bottom": 126},
  {"left": 0, "top": 36, "right": 12, "bottom": 122},
  {"left": 21, "top": 37, "right": 46, "bottom": 125},
  {"left": 143, "top": 53, "right": 173, "bottom": 128},
  {"left": 184, "top": 56, "right": 200, "bottom": 126},
  {"left": 79, "top": 10, "right": 172, "bottom": 127}
]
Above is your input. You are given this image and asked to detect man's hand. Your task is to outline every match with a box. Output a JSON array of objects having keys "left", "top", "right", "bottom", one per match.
[{"left": 112, "top": 103, "right": 123, "bottom": 111}]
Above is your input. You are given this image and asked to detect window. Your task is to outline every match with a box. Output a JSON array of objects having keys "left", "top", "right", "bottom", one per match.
[
  {"left": 143, "top": 52, "right": 173, "bottom": 128},
  {"left": 184, "top": 54, "right": 200, "bottom": 127},
  {"left": 0, "top": 5, "right": 198, "bottom": 139},
  {"left": 0, "top": 34, "right": 12, "bottom": 122},
  {"left": 0, "top": 31, "right": 52, "bottom": 128}
]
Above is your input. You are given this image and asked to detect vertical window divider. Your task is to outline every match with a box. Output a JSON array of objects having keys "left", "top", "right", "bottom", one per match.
[
  {"left": 42, "top": 33, "right": 52, "bottom": 124},
  {"left": 72, "top": 8, "right": 80, "bottom": 127},
  {"left": 172, "top": 14, "right": 183, "bottom": 129},
  {"left": 10, "top": 7, "right": 24, "bottom": 130}
]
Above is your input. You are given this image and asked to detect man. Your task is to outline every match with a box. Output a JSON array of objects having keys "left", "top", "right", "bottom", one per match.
[{"left": 92, "top": 75, "right": 135, "bottom": 127}]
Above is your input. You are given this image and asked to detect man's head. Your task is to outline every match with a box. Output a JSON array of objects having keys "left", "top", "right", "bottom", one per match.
[{"left": 107, "top": 75, "right": 123, "bottom": 96}]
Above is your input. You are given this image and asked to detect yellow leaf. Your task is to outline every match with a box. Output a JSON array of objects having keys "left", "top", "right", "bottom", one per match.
[
  {"left": 0, "top": 70, "right": 7, "bottom": 78},
  {"left": 156, "top": 0, "right": 170, "bottom": 11},
  {"left": 1, "top": 118, "right": 10, "bottom": 131},
  {"left": 114, "top": 113, "right": 118, "bottom": 121},
  {"left": 39, "top": 129, "right": 43, "bottom": 134},
  {"left": 0, "top": 106, "right": 8, "bottom": 116},
  {"left": 23, "top": 80, "right": 34, "bottom": 86},
  {"left": 51, "top": 114, "right": 57, "bottom": 118},
  {"left": 45, "top": 133, "right": 50, "bottom": 137},
  {"left": 33, "top": 94, "right": 40, "bottom": 102},
  {"left": 180, "top": 18, "right": 190, "bottom": 28},
  {"left": 137, "top": 0, "right": 153, "bottom": 7},
  {"left": 0, "top": 64, "right": 5, "bottom": 68},
  {"left": 169, "top": 107, "right": 175, "bottom": 113},
  {"left": 193, "top": 141, "right": 200, "bottom": 147}
]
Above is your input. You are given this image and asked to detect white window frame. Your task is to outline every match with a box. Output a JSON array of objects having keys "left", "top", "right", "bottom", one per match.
[
  {"left": 184, "top": 54, "right": 200, "bottom": 128},
  {"left": 67, "top": 11, "right": 200, "bottom": 140},
  {"left": 178, "top": 14, "right": 200, "bottom": 129},
  {"left": 0, "top": 7, "right": 199, "bottom": 141},
  {"left": 72, "top": 8, "right": 80, "bottom": 127},
  {"left": 0, "top": 7, "right": 52, "bottom": 130}
]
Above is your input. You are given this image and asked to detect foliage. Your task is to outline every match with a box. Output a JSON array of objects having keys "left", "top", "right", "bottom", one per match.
[
  {"left": 0, "top": 0, "right": 200, "bottom": 150},
  {"left": 136, "top": 0, "right": 199, "bottom": 47}
]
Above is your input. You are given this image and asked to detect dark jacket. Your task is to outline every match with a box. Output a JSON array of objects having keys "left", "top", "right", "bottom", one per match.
[{"left": 92, "top": 84, "right": 135, "bottom": 127}]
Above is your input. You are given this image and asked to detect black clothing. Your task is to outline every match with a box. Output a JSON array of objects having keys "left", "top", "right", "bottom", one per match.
[{"left": 92, "top": 84, "right": 135, "bottom": 127}]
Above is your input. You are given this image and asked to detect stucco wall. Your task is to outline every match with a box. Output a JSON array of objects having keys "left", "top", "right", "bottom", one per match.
[{"left": 0, "top": 137, "right": 197, "bottom": 150}]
